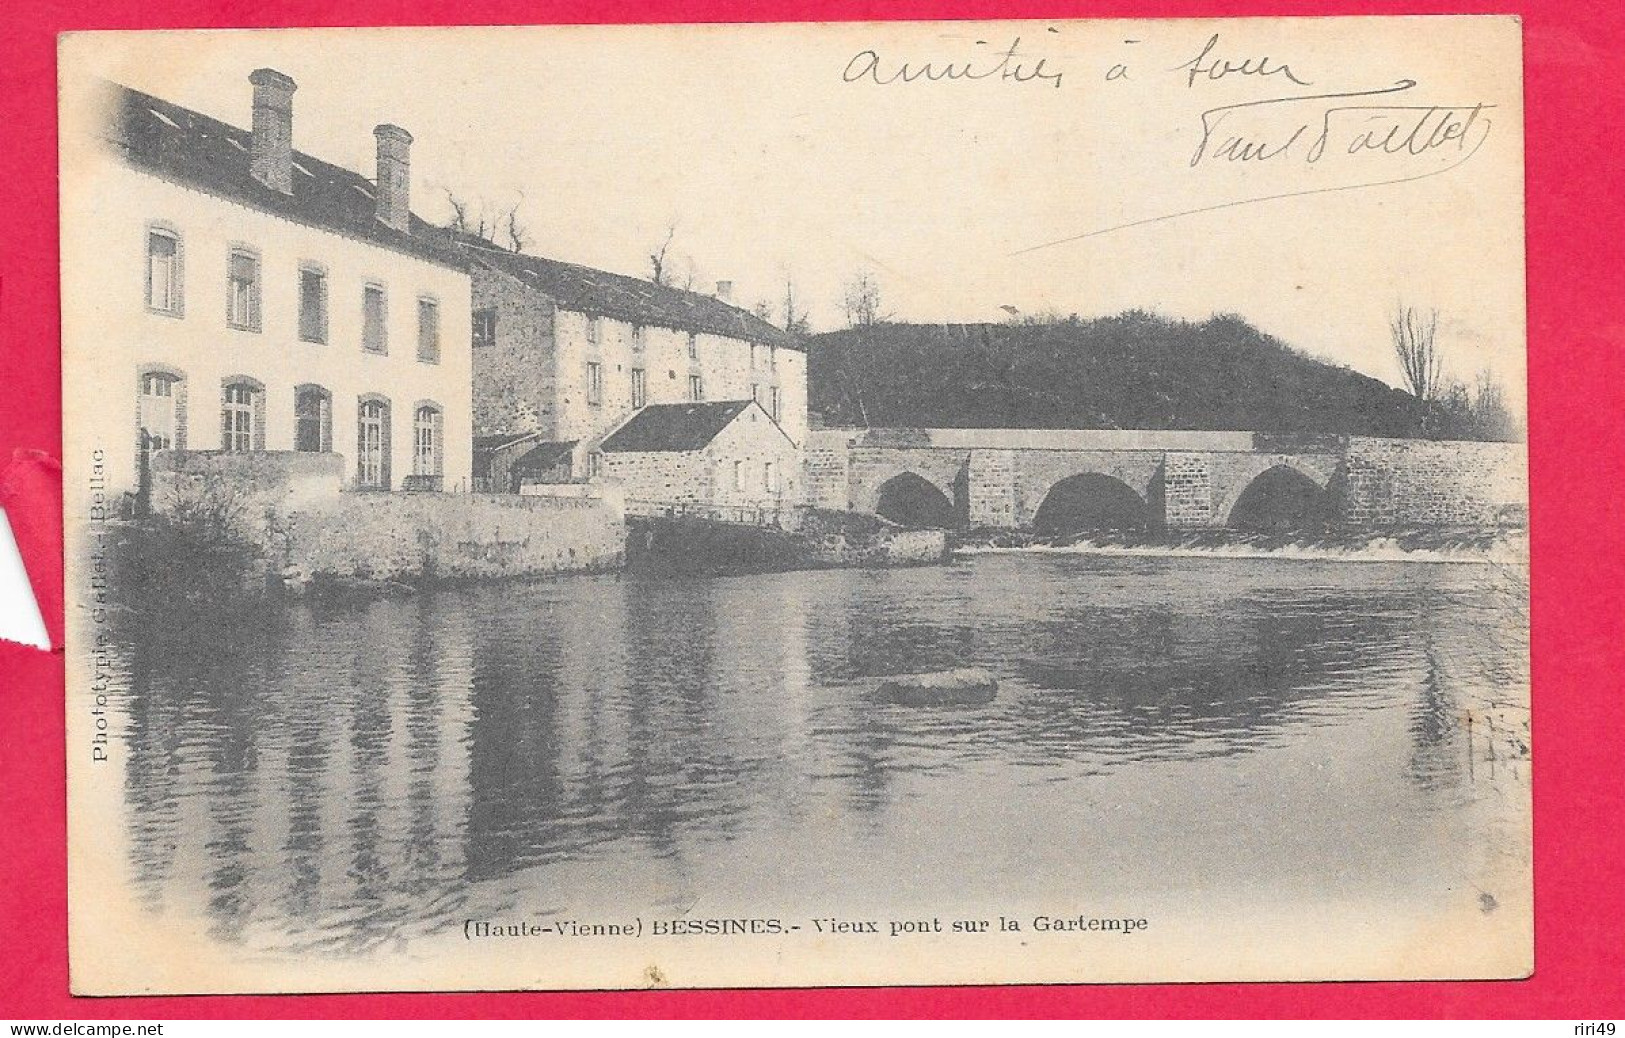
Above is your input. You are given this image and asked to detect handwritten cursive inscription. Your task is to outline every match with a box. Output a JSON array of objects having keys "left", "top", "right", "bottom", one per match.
[
  {"left": 1173, "top": 33, "right": 1313, "bottom": 89},
  {"left": 1012, "top": 80, "right": 1497, "bottom": 255},
  {"left": 842, "top": 37, "right": 1064, "bottom": 89},
  {"left": 1189, "top": 81, "right": 1494, "bottom": 168}
]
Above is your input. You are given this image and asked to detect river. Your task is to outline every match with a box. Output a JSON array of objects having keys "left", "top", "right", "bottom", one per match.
[{"left": 99, "top": 553, "right": 1531, "bottom": 980}]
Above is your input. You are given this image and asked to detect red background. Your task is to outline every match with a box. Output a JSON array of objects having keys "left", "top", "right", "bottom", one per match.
[{"left": 3, "top": 0, "right": 1621, "bottom": 1019}]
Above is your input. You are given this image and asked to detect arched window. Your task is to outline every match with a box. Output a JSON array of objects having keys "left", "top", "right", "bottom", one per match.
[
  {"left": 413, "top": 403, "right": 443, "bottom": 478},
  {"left": 294, "top": 385, "right": 332, "bottom": 453},
  {"left": 138, "top": 369, "right": 183, "bottom": 451},
  {"left": 357, "top": 396, "right": 391, "bottom": 489},
  {"left": 220, "top": 378, "right": 264, "bottom": 452}
]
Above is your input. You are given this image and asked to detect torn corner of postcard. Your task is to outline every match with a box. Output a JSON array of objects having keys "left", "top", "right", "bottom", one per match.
[{"left": 57, "top": 15, "right": 1530, "bottom": 995}]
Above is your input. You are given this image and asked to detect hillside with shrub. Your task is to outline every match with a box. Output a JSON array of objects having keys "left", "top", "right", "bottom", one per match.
[{"left": 804, "top": 311, "right": 1516, "bottom": 440}]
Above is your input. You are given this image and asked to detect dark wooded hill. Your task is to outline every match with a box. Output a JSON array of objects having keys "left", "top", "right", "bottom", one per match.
[{"left": 805, "top": 311, "right": 1437, "bottom": 437}]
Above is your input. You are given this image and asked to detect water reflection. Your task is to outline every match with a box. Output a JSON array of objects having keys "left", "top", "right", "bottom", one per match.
[{"left": 110, "top": 555, "right": 1527, "bottom": 956}]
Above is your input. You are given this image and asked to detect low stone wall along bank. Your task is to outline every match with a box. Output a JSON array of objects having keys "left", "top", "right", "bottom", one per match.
[
  {"left": 148, "top": 451, "right": 625, "bottom": 590},
  {"left": 272, "top": 493, "right": 625, "bottom": 589}
]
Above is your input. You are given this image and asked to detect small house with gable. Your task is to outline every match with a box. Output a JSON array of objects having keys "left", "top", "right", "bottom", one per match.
[{"left": 598, "top": 400, "right": 799, "bottom": 519}]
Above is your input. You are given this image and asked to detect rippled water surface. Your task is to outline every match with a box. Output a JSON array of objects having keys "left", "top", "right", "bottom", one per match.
[{"left": 105, "top": 554, "right": 1529, "bottom": 957}]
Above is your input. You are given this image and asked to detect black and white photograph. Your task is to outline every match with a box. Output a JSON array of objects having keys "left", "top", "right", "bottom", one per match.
[{"left": 59, "top": 18, "right": 1530, "bottom": 993}]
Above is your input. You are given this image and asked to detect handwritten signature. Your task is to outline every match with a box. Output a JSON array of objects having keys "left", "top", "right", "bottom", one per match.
[
  {"left": 1012, "top": 80, "right": 1497, "bottom": 255},
  {"left": 1190, "top": 81, "right": 1493, "bottom": 167},
  {"left": 842, "top": 36, "right": 1064, "bottom": 89}
]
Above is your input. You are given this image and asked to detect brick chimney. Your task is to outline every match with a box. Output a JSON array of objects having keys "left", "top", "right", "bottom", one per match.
[
  {"left": 715, "top": 280, "right": 734, "bottom": 303},
  {"left": 373, "top": 124, "right": 413, "bottom": 233},
  {"left": 248, "top": 69, "right": 297, "bottom": 195}
]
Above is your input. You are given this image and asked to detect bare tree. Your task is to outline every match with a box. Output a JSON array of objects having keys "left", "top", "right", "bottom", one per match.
[
  {"left": 1390, "top": 304, "right": 1442, "bottom": 401},
  {"left": 781, "top": 276, "right": 810, "bottom": 337},
  {"left": 648, "top": 224, "right": 677, "bottom": 286},
  {"left": 842, "top": 267, "right": 889, "bottom": 328},
  {"left": 444, "top": 187, "right": 530, "bottom": 252},
  {"left": 503, "top": 190, "right": 531, "bottom": 252},
  {"left": 443, "top": 187, "right": 489, "bottom": 239}
]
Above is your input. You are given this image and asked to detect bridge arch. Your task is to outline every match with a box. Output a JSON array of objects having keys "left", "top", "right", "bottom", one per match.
[
  {"left": 874, "top": 472, "right": 958, "bottom": 528},
  {"left": 1225, "top": 464, "right": 1334, "bottom": 531},
  {"left": 1032, "top": 473, "right": 1150, "bottom": 536}
]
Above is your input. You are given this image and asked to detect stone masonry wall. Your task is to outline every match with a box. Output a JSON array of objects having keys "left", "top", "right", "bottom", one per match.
[
  {"left": 965, "top": 450, "right": 1015, "bottom": 527},
  {"left": 603, "top": 451, "right": 708, "bottom": 509},
  {"left": 846, "top": 447, "right": 967, "bottom": 515},
  {"left": 802, "top": 430, "right": 857, "bottom": 512},
  {"left": 471, "top": 267, "right": 558, "bottom": 438},
  {"left": 1340, "top": 437, "right": 1527, "bottom": 526},
  {"left": 272, "top": 492, "right": 624, "bottom": 587},
  {"left": 151, "top": 451, "right": 624, "bottom": 588},
  {"left": 1160, "top": 453, "right": 1215, "bottom": 528},
  {"left": 151, "top": 449, "right": 344, "bottom": 536}
]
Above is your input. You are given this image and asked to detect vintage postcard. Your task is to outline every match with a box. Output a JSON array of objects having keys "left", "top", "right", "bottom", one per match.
[{"left": 60, "top": 18, "right": 1530, "bottom": 994}]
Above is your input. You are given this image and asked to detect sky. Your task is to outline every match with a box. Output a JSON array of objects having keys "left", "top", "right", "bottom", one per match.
[{"left": 63, "top": 18, "right": 1527, "bottom": 400}]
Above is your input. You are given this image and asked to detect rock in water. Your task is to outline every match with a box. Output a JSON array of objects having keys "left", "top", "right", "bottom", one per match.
[{"left": 877, "top": 668, "right": 998, "bottom": 706}]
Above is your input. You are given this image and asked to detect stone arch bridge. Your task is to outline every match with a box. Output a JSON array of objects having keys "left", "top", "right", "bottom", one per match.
[{"left": 802, "top": 428, "right": 1526, "bottom": 531}]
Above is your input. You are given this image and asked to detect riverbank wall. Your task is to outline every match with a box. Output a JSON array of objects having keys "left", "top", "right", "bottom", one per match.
[{"left": 147, "top": 450, "right": 624, "bottom": 592}]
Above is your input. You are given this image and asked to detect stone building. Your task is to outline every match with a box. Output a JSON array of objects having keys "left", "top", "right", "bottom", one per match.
[
  {"left": 598, "top": 400, "right": 799, "bottom": 519},
  {"left": 455, "top": 236, "right": 806, "bottom": 487},
  {"left": 63, "top": 69, "right": 473, "bottom": 503}
]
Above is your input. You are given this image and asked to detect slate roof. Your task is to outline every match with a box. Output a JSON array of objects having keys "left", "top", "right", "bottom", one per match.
[
  {"left": 456, "top": 235, "right": 795, "bottom": 349},
  {"left": 473, "top": 432, "right": 545, "bottom": 452},
  {"left": 102, "top": 81, "right": 464, "bottom": 270},
  {"left": 600, "top": 401, "right": 783, "bottom": 453},
  {"left": 512, "top": 440, "right": 578, "bottom": 473}
]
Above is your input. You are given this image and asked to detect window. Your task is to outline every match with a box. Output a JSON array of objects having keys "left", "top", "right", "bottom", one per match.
[
  {"left": 472, "top": 308, "right": 496, "bottom": 349},
  {"left": 769, "top": 345, "right": 777, "bottom": 372},
  {"left": 413, "top": 405, "right": 442, "bottom": 477},
  {"left": 749, "top": 343, "right": 759, "bottom": 370},
  {"left": 751, "top": 383, "right": 762, "bottom": 406},
  {"left": 586, "top": 361, "right": 603, "bottom": 406},
  {"left": 226, "top": 249, "right": 260, "bottom": 331},
  {"left": 586, "top": 315, "right": 601, "bottom": 345},
  {"left": 294, "top": 385, "right": 331, "bottom": 453},
  {"left": 146, "top": 229, "right": 181, "bottom": 315},
  {"left": 764, "top": 461, "right": 777, "bottom": 492},
  {"left": 417, "top": 298, "right": 441, "bottom": 363},
  {"left": 221, "top": 381, "right": 261, "bottom": 452},
  {"left": 585, "top": 452, "right": 602, "bottom": 479},
  {"left": 357, "top": 398, "right": 391, "bottom": 489},
  {"left": 733, "top": 460, "right": 745, "bottom": 491},
  {"left": 138, "top": 371, "right": 180, "bottom": 451},
  {"left": 688, "top": 374, "right": 704, "bottom": 402},
  {"left": 632, "top": 325, "right": 646, "bottom": 352},
  {"left": 362, "top": 284, "right": 387, "bottom": 353},
  {"left": 687, "top": 332, "right": 699, "bottom": 360},
  {"left": 631, "top": 368, "right": 647, "bottom": 409},
  {"left": 769, "top": 386, "right": 782, "bottom": 423},
  {"left": 298, "top": 266, "right": 328, "bottom": 343}
]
